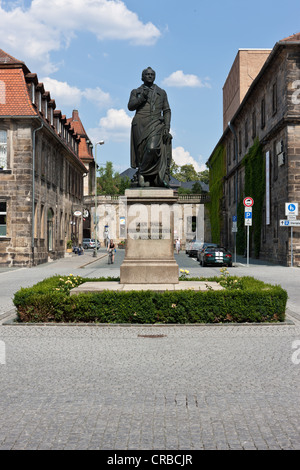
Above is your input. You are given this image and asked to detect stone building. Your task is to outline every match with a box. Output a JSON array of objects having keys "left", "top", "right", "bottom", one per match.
[
  {"left": 0, "top": 50, "right": 87, "bottom": 266},
  {"left": 207, "top": 33, "right": 300, "bottom": 265}
]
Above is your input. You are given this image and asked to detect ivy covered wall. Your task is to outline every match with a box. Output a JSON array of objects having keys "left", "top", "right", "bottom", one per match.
[
  {"left": 237, "top": 138, "right": 265, "bottom": 257},
  {"left": 208, "top": 139, "right": 265, "bottom": 257},
  {"left": 208, "top": 145, "right": 226, "bottom": 244}
]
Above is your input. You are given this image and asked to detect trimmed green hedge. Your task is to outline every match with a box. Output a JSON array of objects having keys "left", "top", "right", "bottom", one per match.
[{"left": 13, "top": 275, "right": 287, "bottom": 324}]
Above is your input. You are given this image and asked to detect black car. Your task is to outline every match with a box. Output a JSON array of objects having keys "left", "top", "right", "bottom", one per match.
[
  {"left": 199, "top": 246, "right": 233, "bottom": 267},
  {"left": 188, "top": 240, "right": 204, "bottom": 257}
]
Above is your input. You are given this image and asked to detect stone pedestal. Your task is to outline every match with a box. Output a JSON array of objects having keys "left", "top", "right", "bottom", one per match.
[{"left": 120, "top": 188, "right": 179, "bottom": 284}]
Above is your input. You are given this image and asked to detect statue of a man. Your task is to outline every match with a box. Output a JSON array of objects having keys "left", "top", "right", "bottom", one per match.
[{"left": 128, "top": 67, "right": 172, "bottom": 187}]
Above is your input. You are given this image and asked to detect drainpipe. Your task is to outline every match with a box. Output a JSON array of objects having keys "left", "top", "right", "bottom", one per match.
[
  {"left": 228, "top": 121, "right": 238, "bottom": 265},
  {"left": 31, "top": 122, "right": 43, "bottom": 266}
]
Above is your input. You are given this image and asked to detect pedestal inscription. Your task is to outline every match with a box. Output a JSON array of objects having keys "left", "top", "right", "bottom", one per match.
[{"left": 120, "top": 189, "right": 179, "bottom": 284}]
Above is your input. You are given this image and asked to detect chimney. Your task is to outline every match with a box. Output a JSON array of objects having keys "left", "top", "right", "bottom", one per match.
[{"left": 72, "top": 109, "right": 79, "bottom": 121}]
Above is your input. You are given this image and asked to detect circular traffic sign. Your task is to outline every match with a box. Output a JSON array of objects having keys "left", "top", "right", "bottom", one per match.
[{"left": 243, "top": 197, "right": 254, "bottom": 207}]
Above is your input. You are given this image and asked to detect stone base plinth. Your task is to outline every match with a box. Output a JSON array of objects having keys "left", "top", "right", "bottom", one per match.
[
  {"left": 120, "top": 188, "right": 179, "bottom": 284},
  {"left": 120, "top": 259, "right": 179, "bottom": 284},
  {"left": 70, "top": 281, "right": 224, "bottom": 295}
]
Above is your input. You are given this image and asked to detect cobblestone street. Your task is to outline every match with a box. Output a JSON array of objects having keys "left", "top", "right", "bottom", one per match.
[
  {"left": 0, "top": 321, "right": 300, "bottom": 450},
  {"left": 0, "top": 252, "right": 300, "bottom": 450}
]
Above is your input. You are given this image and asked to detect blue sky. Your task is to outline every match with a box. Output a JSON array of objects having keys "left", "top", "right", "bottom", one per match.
[{"left": 1, "top": 0, "right": 300, "bottom": 173}]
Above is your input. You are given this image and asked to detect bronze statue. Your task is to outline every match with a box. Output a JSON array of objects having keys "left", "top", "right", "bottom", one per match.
[{"left": 128, "top": 67, "right": 172, "bottom": 187}]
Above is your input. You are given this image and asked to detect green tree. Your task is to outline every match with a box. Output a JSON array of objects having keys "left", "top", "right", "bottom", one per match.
[
  {"left": 197, "top": 169, "right": 209, "bottom": 185},
  {"left": 96, "top": 161, "right": 132, "bottom": 195}
]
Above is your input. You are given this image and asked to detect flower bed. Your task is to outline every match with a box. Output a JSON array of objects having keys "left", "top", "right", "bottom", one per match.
[{"left": 12, "top": 273, "right": 287, "bottom": 324}]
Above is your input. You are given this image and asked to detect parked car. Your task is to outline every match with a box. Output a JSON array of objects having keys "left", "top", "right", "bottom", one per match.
[
  {"left": 199, "top": 246, "right": 233, "bottom": 267},
  {"left": 196, "top": 242, "right": 219, "bottom": 261},
  {"left": 189, "top": 240, "right": 204, "bottom": 257},
  {"left": 82, "top": 238, "right": 101, "bottom": 250},
  {"left": 185, "top": 239, "right": 195, "bottom": 255}
]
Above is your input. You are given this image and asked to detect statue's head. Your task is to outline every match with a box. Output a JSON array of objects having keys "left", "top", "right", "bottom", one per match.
[{"left": 141, "top": 67, "right": 156, "bottom": 83}]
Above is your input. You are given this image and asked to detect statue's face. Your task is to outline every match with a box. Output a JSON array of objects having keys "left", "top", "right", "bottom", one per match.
[{"left": 142, "top": 68, "right": 155, "bottom": 84}]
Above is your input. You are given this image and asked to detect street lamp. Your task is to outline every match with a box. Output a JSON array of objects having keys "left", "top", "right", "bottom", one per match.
[{"left": 93, "top": 140, "right": 105, "bottom": 257}]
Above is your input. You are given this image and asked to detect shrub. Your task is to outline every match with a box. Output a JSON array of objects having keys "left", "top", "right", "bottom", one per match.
[{"left": 13, "top": 275, "right": 287, "bottom": 324}]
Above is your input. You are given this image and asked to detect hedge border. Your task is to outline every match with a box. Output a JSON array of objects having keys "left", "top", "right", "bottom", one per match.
[{"left": 12, "top": 275, "right": 288, "bottom": 324}]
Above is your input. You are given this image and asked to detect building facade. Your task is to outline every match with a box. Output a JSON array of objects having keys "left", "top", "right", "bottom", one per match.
[
  {"left": 0, "top": 50, "right": 88, "bottom": 266},
  {"left": 208, "top": 33, "right": 300, "bottom": 266}
]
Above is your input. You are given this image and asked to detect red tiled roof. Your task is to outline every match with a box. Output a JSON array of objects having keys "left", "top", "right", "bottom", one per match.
[
  {"left": 0, "top": 49, "right": 25, "bottom": 66},
  {"left": 280, "top": 32, "right": 300, "bottom": 42},
  {"left": 0, "top": 68, "right": 36, "bottom": 116},
  {"left": 68, "top": 110, "right": 94, "bottom": 161}
]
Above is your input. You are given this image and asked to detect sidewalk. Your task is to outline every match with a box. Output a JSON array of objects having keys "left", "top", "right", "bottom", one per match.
[{"left": 0, "top": 250, "right": 108, "bottom": 318}]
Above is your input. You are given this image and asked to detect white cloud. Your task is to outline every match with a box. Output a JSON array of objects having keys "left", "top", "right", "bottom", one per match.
[
  {"left": 163, "top": 70, "right": 211, "bottom": 88},
  {"left": 82, "top": 87, "right": 111, "bottom": 108},
  {"left": 172, "top": 147, "right": 206, "bottom": 172},
  {"left": 88, "top": 108, "right": 132, "bottom": 143},
  {"left": 41, "top": 77, "right": 111, "bottom": 109},
  {"left": 0, "top": 0, "right": 161, "bottom": 73}
]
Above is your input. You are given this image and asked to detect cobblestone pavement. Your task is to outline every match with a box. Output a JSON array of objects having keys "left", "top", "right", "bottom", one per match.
[
  {"left": 0, "top": 252, "right": 300, "bottom": 450},
  {"left": 0, "top": 320, "right": 300, "bottom": 450}
]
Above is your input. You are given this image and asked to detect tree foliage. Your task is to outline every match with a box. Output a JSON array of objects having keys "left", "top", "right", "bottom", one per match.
[{"left": 97, "top": 161, "right": 131, "bottom": 195}]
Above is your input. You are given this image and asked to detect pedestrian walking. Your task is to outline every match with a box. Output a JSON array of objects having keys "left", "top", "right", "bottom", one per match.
[{"left": 175, "top": 238, "right": 181, "bottom": 254}]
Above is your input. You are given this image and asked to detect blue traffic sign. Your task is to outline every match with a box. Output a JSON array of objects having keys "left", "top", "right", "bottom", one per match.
[
  {"left": 245, "top": 211, "right": 252, "bottom": 219},
  {"left": 288, "top": 204, "right": 296, "bottom": 212},
  {"left": 232, "top": 215, "right": 237, "bottom": 222}
]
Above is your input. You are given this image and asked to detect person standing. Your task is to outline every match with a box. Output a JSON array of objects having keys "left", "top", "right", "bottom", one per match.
[
  {"left": 107, "top": 239, "right": 116, "bottom": 264},
  {"left": 175, "top": 238, "right": 181, "bottom": 254}
]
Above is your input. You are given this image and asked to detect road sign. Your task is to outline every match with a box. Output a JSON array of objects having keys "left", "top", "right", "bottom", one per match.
[
  {"left": 288, "top": 215, "right": 297, "bottom": 221},
  {"left": 245, "top": 218, "right": 252, "bottom": 226},
  {"left": 245, "top": 211, "right": 252, "bottom": 219},
  {"left": 243, "top": 197, "right": 254, "bottom": 207},
  {"left": 280, "top": 220, "right": 300, "bottom": 227},
  {"left": 232, "top": 215, "right": 237, "bottom": 222},
  {"left": 285, "top": 203, "right": 298, "bottom": 216}
]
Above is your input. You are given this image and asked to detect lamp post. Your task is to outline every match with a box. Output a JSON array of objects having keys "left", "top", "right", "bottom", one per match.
[{"left": 93, "top": 140, "right": 105, "bottom": 257}]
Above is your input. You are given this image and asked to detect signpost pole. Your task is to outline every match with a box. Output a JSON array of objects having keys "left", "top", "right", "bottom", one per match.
[
  {"left": 247, "top": 225, "right": 249, "bottom": 267},
  {"left": 291, "top": 227, "right": 293, "bottom": 267}
]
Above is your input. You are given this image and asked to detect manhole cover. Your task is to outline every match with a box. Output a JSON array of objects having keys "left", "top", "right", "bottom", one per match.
[{"left": 138, "top": 334, "right": 167, "bottom": 338}]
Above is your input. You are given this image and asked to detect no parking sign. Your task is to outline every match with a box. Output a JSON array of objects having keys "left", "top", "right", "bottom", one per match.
[{"left": 243, "top": 197, "right": 254, "bottom": 207}]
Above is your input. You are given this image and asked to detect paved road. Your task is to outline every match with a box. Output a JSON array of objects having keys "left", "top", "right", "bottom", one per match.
[{"left": 0, "top": 250, "right": 300, "bottom": 450}]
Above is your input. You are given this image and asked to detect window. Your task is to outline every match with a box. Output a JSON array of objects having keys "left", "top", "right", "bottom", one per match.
[
  {"left": 261, "top": 97, "right": 265, "bottom": 129},
  {"left": 38, "top": 92, "right": 42, "bottom": 112},
  {"left": 227, "top": 141, "right": 231, "bottom": 166},
  {"left": 273, "top": 142, "right": 278, "bottom": 181},
  {"left": 252, "top": 111, "right": 256, "bottom": 138},
  {"left": 31, "top": 84, "right": 35, "bottom": 105},
  {"left": 238, "top": 131, "right": 242, "bottom": 155},
  {"left": 245, "top": 120, "right": 249, "bottom": 148},
  {"left": 0, "top": 201, "right": 7, "bottom": 237},
  {"left": 272, "top": 81, "right": 277, "bottom": 115},
  {"left": 0, "top": 130, "right": 7, "bottom": 170}
]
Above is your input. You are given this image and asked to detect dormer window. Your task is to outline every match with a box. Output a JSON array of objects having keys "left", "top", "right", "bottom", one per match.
[
  {"left": 50, "top": 108, "right": 54, "bottom": 126},
  {"left": 38, "top": 92, "right": 42, "bottom": 112},
  {"left": 31, "top": 84, "right": 35, "bottom": 105},
  {"left": 44, "top": 99, "right": 48, "bottom": 119}
]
